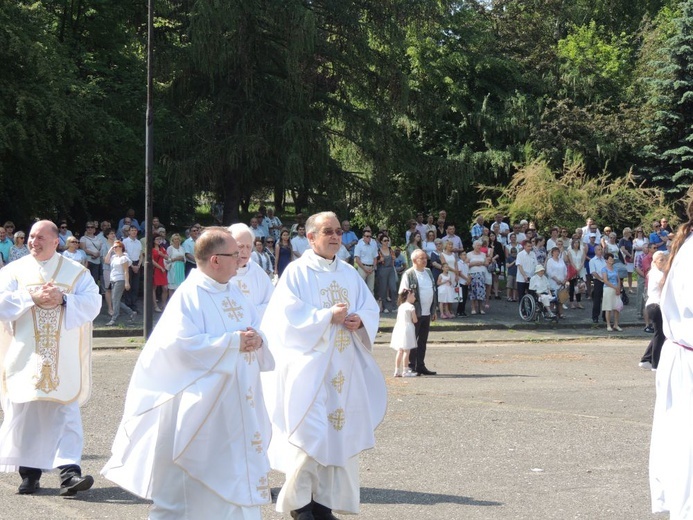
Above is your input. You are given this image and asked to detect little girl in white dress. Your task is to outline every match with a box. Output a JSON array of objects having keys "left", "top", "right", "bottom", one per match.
[
  {"left": 390, "top": 289, "right": 418, "bottom": 377},
  {"left": 437, "top": 263, "right": 456, "bottom": 318}
]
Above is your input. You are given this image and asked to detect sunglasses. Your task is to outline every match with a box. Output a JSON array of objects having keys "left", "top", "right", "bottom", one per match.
[{"left": 320, "top": 228, "right": 344, "bottom": 236}]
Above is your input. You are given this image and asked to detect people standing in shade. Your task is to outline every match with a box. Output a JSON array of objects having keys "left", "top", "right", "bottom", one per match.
[
  {"left": 354, "top": 228, "right": 378, "bottom": 296},
  {"left": 274, "top": 228, "right": 293, "bottom": 278},
  {"left": 0, "top": 220, "right": 101, "bottom": 497},
  {"left": 151, "top": 235, "right": 169, "bottom": 312},
  {"left": 63, "top": 237, "right": 88, "bottom": 267},
  {"left": 104, "top": 240, "right": 135, "bottom": 326},
  {"left": 122, "top": 225, "right": 143, "bottom": 313},
  {"left": 183, "top": 223, "right": 201, "bottom": 278},
  {"left": 261, "top": 211, "right": 386, "bottom": 519},
  {"left": 649, "top": 201, "right": 693, "bottom": 520},
  {"left": 290, "top": 224, "right": 310, "bottom": 259},
  {"left": 399, "top": 249, "right": 438, "bottom": 375},
  {"left": 376, "top": 234, "right": 398, "bottom": 313},
  {"left": 589, "top": 246, "right": 607, "bottom": 324},
  {"left": 340, "top": 220, "right": 359, "bottom": 265},
  {"left": 166, "top": 233, "right": 186, "bottom": 297},
  {"left": 80, "top": 221, "right": 103, "bottom": 289},
  {"left": 251, "top": 237, "right": 274, "bottom": 277},
  {"left": 0, "top": 227, "right": 12, "bottom": 264},
  {"left": 103, "top": 227, "right": 272, "bottom": 519},
  {"left": 390, "top": 289, "right": 418, "bottom": 377},
  {"left": 8, "top": 231, "right": 30, "bottom": 262},
  {"left": 57, "top": 221, "right": 73, "bottom": 252}
]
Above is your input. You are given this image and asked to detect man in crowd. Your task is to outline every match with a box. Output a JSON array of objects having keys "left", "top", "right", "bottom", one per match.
[
  {"left": 494, "top": 213, "right": 510, "bottom": 245},
  {"left": 291, "top": 224, "right": 310, "bottom": 259},
  {"left": 122, "top": 225, "right": 143, "bottom": 312},
  {"left": 582, "top": 218, "right": 601, "bottom": 244},
  {"left": 649, "top": 219, "right": 670, "bottom": 252},
  {"left": 399, "top": 249, "right": 438, "bottom": 376},
  {"left": 183, "top": 223, "right": 201, "bottom": 277},
  {"left": 266, "top": 207, "right": 283, "bottom": 242},
  {"left": 354, "top": 227, "right": 378, "bottom": 295},
  {"left": 229, "top": 223, "right": 274, "bottom": 320},
  {"left": 515, "top": 240, "right": 537, "bottom": 301},
  {"left": 341, "top": 220, "right": 359, "bottom": 264},
  {"left": 103, "top": 227, "right": 273, "bottom": 519},
  {"left": 589, "top": 245, "right": 607, "bottom": 324},
  {"left": 80, "top": 221, "right": 103, "bottom": 288},
  {"left": 261, "top": 211, "right": 386, "bottom": 519},
  {"left": 471, "top": 216, "right": 485, "bottom": 242},
  {"left": 0, "top": 220, "right": 101, "bottom": 496},
  {"left": 415, "top": 213, "right": 428, "bottom": 238},
  {"left": 249, "top": 217, "right": 267, "bottom": 242},
  {"left": 442, "top": 224, "right": 463, "bottom": 253},
  {"left": 0, "top": 227, "right": 12, "bottom": 264}
]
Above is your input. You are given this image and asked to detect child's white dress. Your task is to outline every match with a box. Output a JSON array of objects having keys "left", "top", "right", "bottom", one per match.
[
  {"left": 389, "top": 302, "right": 416, "bottom": 351},
  {"left": 438, "top": 272, "right": 456, "bottom": 303}
]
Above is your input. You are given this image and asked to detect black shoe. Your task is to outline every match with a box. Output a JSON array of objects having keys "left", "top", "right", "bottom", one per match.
[
  {"left": 457, "top": 312, "right": 467, "bottom": 317},
  {"left": 18, "top": 477, "right": 40, "bottom": 495},
  {"left": 60, "top": 475, "right": 94, "bottom": 497},
  {"left": 313, "top": 501, "right": 340, "bottom": 519},
  {"left": 418, "top": 368, "right": 437, "bottom": 376},
  {"left": 592, "top": 318, "right": 599, "bottom": 324},
  {"left": 290, "top": 511, "right": 315, "bottom": 520},
  {"left": 644, "top": 326, "right": 654, "bottom": 333}
]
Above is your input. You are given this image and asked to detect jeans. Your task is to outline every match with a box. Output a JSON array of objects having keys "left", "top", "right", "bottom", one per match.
[{"left": 111, "top": 280, "right": 134, "bottom": 322}]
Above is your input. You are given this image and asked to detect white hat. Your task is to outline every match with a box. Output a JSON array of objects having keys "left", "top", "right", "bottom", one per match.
[{"left": 534, "top": 265, "right": 545, "bottom": 274}]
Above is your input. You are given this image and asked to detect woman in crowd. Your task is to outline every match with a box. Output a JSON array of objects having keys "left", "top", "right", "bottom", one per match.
[
  {"left": 251, "top": 237, "right": 274, "bottom": 276},
  {"left": 100, "top": 228, "right": 117, "bottom": 316},
  {"left": 151, "top": 235, "right": 169, "bottom": 312},
  {"left": 601, "top": 252, "right": 622, "bottom": 332},
  {"left": 633, "top": 226, "right": 649, "bottom": 265},
  {"left": 376, "top": 233, "right": 399, "bottom": 313},
  {"left": 600, "top": 226, "right": 613, "bottom": 251},
  {"left": 422, "top": 230, "right": 437, "bottom": 258},
  {"left": 584, "top": 233, "right": 598, "bottom": 300},
  {"left": 505, "top": 232, "right": 519, "bottom": 259},
  {"left": 567, "top": 238, "right": 586, "bottom": 309},
  {"left": 605, "top": 231, "right": 628, "bottom": 295},
  {"left": 8, "top": 231, "right": 29, "bottom": 262},
  {"left": 62, "top": 237, "right": 88, "bottom": 267},
  {"left": 532, "top": 235, "right": 547, "bottom": 267},
  {"left": 649, "top": 201, "right": 693, "bottom": 520},
  {"left": 406, "top": 231, "right": 422, "bottom": 266},
  {"left": 429, "top": 239, "right": 444, "bottom": 300},
  {"left": 639, "top": 251, "right": 667, "bottom": 370},
  {"left": 104, "top": 240, "right": 135, "bottom": 326},
  {"left": 619, "top": 227, "right": 635, "bottom": 293},
  {"left": 166, "top": 233, "right": 186, "bottom": 297},
  {"left": 440, "top": 240, "right": 457, "bottom": 274},
  {"left": 405, "top": 220, "right": 418, "bottom": 243},
  {"left": 274, "top": 228, "right": 293, "bottom": 277},
  {"left": 546, "top": 246, "right": 568, "bottom": 319},
  {"left": 488, "top": 231, "right": 505, "bottom": 300},
  {"left": 467, "top": 240, "right": 489, "bottom": 315}
]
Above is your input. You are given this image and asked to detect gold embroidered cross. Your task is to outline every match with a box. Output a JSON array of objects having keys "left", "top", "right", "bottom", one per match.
[
  {"left": 246, "top": 386, "right": 255, "bottom": 408},
  {"left": 256, "top": 476, "right": 270, "bottom": 499},
  {"left": 328, "top": 408, "right": 345, "bottom": 431},
  {"left": 236, "top": 280, "right": 250, "bottom": 296},
  {"left": 335, "top": 329, "right": 350, "bottom": 353},
  {"left": 222, "top": 297, "right": 244, "bottom": 321},
  {"left": 243, "top": 351, "right": 256, "bottom": 365},
  {"left": 331, "top": 371, "right": 345, "bottom": 393},
  {"left": 251, "top": 431, "right": 263, "bottom": 454}
]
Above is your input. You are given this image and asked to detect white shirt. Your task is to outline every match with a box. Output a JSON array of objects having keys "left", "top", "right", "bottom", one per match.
[
  {"left": 515, "top": 250, "right": 537, "bottom": 283},
  {"left": 647, "top": 265, "right": 664, "bottom": 306},
  {"left": 354, "top": 239, "right": 379, "bottom": 265},
  {"left": 291, "top": 235, "right": 310, "bottom": 257},
  {"left": 123, "top": 237, "right": 143, "bottom": 265}
]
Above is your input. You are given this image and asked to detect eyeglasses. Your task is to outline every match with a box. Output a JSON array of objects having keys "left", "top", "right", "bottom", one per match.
[
  {"left": 654, "top": 224, "right": 661, "bottom": 228},
  {"left": 213, "top": 251, "right": 240, "bottom": 259},
  {"left": 382, "top": 238, "right": 390, "bottom": 242},
  {"left": 363, "top": 234, "right": 372, "bottom": 238},
  {"left": 319, "top": 228, "right": 344, "bottom": 236}
]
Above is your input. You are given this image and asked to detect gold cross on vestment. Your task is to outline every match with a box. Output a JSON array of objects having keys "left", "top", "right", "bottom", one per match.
[
  {"left": 331, "top": 371, "right": 345, "bottom": 394},
  {"left": 236, "top": 280, "right": 250, "bottom": 296},
  {"left": 256, "top": 476, "right": 270, "bottom": 500},
  {"left": 320, "top": 281, "right": 350, "bottom": 308},
  {"left": 222, "top": 297, "right": 244, "bottom": 321},
  {"left": 246, "top": 386, "right": 255, "bottom": 408},
  {"left": 251, "top": 431, "right": 263, "bottom": 454},
  {"left": 335, "top": 328, "right": 350, "bottom": 353},
  {"left": 328, "top": 408, "right": 345, "bottom": 431}
]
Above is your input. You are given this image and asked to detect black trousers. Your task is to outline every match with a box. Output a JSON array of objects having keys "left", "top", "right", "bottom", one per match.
[
  {"left": 455, "top": 285, "right": 469, "bottom": 315},
  {"left": 408, "top": 315, "right": 431, "bottom": 372},
  {"left": 124, "top": 263, "right": 140, "bottom": 310},
  {"left": 591, "top": 280, "right": 604, "bottom": 321},
  {"left": 20, "top": 464, "right": 81, "bottom": 485},
  {"left": 641, "top": 304, "right": 665, "bottom": 368},
  {"left": 517, "top": 281, "right": 529, "bottom": 301}
]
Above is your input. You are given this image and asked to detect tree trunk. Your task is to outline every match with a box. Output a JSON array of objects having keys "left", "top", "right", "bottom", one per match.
[
  {"left": 222, "top": 168, "right": 241, "bottom": 225},
  {"left": 273, "top": 185, "right": 284, "bottom": 213}
]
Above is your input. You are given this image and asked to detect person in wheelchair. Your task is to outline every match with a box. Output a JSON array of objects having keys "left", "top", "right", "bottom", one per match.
[{"left": 529, "top": 264, "right": 557, "bottom": 318}]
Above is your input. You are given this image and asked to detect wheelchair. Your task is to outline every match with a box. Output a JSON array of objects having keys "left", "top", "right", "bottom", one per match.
[{"left": 518, "top": 290, "right": 559, "bottom": 322}]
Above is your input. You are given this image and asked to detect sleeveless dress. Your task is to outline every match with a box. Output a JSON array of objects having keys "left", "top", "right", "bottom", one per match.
[
  {"left": 166, "top": 245, "right": 186, "bottom": 290},
  {"left": 437, "top": 273, "right": 456, "bottom": 303},
  {"left": 152, "top": 246, "right": 168, "bottom": 286},
  {"left": 277, "top": 244, "right": 292, "bottom": 277},
  {"left": 389, "top": 302, "right": 416, "bottom": 351}
]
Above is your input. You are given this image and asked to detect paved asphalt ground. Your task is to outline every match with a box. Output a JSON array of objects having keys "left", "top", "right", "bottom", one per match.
[{"left": 0, "top": 322, "right": 666, "bottom": 519}]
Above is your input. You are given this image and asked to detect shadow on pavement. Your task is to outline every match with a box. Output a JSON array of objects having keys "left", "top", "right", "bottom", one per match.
[{"left": 361, "top": 487, "right": 503, "bottom": 507}]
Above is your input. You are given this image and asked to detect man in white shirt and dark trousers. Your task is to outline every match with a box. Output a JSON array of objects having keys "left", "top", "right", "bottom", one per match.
[
  {"left": 589, "top": 245, "right": 607, "bottom": 323},
  {"left": 122, "top": 225, "right": 143, "bottom": 313},
  {"left": 354, "top": 229, "right": 379, "bottom": 295}
]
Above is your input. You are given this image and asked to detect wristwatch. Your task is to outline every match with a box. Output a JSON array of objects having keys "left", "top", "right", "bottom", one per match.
[{"left": 61, "top": 294, "right": 67, "bottom": 306}]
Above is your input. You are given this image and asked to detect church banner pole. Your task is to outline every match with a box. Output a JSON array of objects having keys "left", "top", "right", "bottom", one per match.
[{"left": 143, "top": 0, "right": 154, "bottom": 338}]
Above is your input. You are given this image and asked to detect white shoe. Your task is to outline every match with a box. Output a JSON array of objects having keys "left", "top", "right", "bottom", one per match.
[
  {"left": 393, "top": 371, "right": 402, "bottom": 378},
  {"left": 403, "top": 370, "right": 418, "bottom": 377},
  {"left": 562, "top": 304, "right": 568, "bottom": 310},
  {"left": 639, "top": 361, "right": 653, "bottom": 370},
  {"left": 607, "top": 326, "right": 613, "bottom": 332},
  {"left": 383, "top": 309, "right": 390, "bottom": 314},
  {"left": 106, "top": 320, "right": 116, "bottom": 326}
]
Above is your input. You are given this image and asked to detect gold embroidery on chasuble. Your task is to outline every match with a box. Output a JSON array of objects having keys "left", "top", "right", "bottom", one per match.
[
  {"left": 256, "top": 476, "right": 270, "bottom": 500},
  {"left": 236, "top": 280, "right": 250, "bottom": 297},
  {"left": 328, "top": 408, "right": 345, "bottom": 431},
  {"left": 251, "top": 431, "right": 264, "bottom": 454},
  {"left": 331, "top": 371, "right": 345, "bottom": 393},
  {"left": 320, "top": 281, "right": 350, "bottom": 309},
  {"left": 243, "top": 351, "right": 256, "bottom": 365},
  {"left": 246, "top": 386, "right": 255, "bottom": 408},
  {"left": 335, "top": 329, "right": 350, "bottom": 353},
  {"left": 31, "top": 304, "right": 64, "bottom": 394},
  {"left": 221, "top": 297, "right": 244, "bottom": 321}
]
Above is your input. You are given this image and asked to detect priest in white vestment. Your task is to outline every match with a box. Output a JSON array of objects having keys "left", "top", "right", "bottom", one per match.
[
  {"left": 261, "top": 211, "right": 387, "bottom": 519},
  {"left": 102, "top": 227, "right": 274, "bottom": 520},
  {"left": 0, "top": 220, "right": 101, "bottom": 496},
  {"left": 229, "top": 223, "right": 274, "bottom": 320}
]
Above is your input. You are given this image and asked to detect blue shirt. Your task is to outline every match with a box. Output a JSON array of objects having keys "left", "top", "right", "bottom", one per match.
[
  {"left": 341, "top": 230, "right": 358, "bottom": 252},
  {"left": 601, "top": 266, "right": 619, "bottom": 286},
  {"left": 649, "top": 231, "right": 668, "bottom": 252}
]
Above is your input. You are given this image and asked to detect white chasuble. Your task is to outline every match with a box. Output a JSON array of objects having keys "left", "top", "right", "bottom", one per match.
[
  {"left": 102, "top": 269, "right": 274, "bottom": 510},
  {"left": 261, "top": 250, "right": 387, "bottom": 471},
  {"left": 231, "top": 261, "right": 274, "bottom": 320},
  {"left": 0, "top": 253, "right": 99, "bottom": 406}
]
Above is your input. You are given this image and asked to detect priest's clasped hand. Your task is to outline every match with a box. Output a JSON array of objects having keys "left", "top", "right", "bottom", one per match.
[
  {"left": 240, "top": 327, "right": 263, "bottom": 352},
  {"left": 343, "top": 313, "right": 362, "bottom": 331},
  {"left": 30, "top": 282, "right": 64, "bottom": 309},
  {"left": 331, "top": 303, "right": 349, "bottom": 324}
]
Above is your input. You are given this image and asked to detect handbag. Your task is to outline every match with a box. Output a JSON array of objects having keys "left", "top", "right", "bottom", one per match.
[
  {"left": 487, "top": 261, "right": 497, "bottom": 273},
  {"left": 566, "top": 263, "right": 578, "bottom": 280},
  {"left": 577, "top": 279, "right": 587, "bottom": 294}
]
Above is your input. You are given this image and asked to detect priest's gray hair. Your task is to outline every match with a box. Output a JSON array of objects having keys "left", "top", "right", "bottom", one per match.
[
  {"left": 228, "top": 223, "right": 253, "bottom": 243},
  {"left": 305, "top": 211, "right": 339, "bottom": 235},
  {"left": 195, "top": 226, "right": 234, "bottom": 263}
]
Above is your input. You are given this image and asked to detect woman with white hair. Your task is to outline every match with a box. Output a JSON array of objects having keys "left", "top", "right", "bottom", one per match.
[
  {"left": 8, "top": 231, "right": 29, "bottom": 262},
  {"left": 467, "top": 240, "right": 489, "bottom": 315}
]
